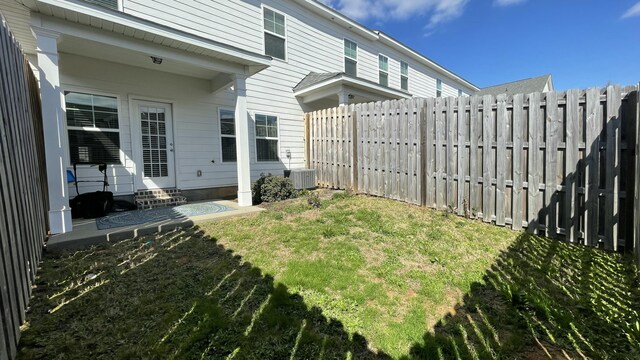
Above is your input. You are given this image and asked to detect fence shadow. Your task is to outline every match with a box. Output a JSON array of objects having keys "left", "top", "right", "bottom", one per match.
[
  {"left": 403, "top": 231, "right": 640, "bottom": 359},
  {"left": 18, "top": 226, "right": 391, "bottom": 359}
]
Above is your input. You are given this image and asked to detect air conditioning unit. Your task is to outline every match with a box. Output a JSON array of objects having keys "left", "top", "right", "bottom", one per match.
[{"left": 284, "top": 169, "right": 316, "bottom": 190}]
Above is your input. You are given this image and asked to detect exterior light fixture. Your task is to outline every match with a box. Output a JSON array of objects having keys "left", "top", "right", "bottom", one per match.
[{"left": 150, "top": 56, "right": 163, "bottom": 64}]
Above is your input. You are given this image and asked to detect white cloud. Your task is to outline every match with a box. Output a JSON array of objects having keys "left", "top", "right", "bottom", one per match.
[
  {"left": 622, "top": 2, "right": 640, "bottom": 18},
  {"left": 318, "top": 0, "right": 470, "bottom": 28},
  {"left": 493, "top": 0, "right": 526, "bottom": 6}
]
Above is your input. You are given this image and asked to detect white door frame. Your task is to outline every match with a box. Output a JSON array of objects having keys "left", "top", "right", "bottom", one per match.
[{"left": 129, "top": 96, "right": 177, "bottom": 190}]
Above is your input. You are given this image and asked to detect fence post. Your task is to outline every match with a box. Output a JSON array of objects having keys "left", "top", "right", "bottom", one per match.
[
  {"left": 634, "top": 82, "right": 640, "bottom": 262},
  {"left": 304, "top": 113, "right": 311, "bottom": 168},
  {"left": 351, "top": 108, "right": 359, "bottom": 193}
]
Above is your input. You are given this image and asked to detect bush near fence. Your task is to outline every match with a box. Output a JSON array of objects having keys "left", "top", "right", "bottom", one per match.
[
  {"left": 305, "top": 86, "right": 640, "bottom": 257},
  {"left": 0, "top": 15, "right": 49, "bottom": 360}
]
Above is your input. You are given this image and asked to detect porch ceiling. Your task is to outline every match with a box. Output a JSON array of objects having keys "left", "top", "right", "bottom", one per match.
[
  {"left": 16, "top": 0, "right": 271, "bottom": 76},
  {"left": 57, "top": 35, "right": 221, "bottom": 80}
]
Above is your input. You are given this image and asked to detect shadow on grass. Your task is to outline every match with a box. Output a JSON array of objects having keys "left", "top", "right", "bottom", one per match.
[
  {"left": 18, "top": 226, "right": 390, "bottom": 359},
  {"left": 405, "top": 232, "right": 640, "bottom": 359}
]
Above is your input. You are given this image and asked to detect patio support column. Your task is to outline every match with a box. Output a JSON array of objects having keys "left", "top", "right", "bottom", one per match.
[
  {"left": 234, "top": 74, "right": 252, "bottom": 206},
  {"left": 33, "top": 27, "right": 72, "bottom": 234},
  {"left": 338, "top": 89, "right": 349, "bottom": 106}
]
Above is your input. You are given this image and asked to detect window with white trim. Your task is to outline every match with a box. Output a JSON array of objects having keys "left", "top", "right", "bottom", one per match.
[
  {"left": 219, "top": 109, "right": 236, "bottom": 162},
  {"left": 436, "top": 79, "right": 442, "bottom": 97},
  {"left": 379, "top": 54, "right": 389, "bottom": 87},
  {"left": 400, "top": 61, "right": 409, "bottom": 91},
  {"left": 458, "top": 89, "right": 463, "bottom": 97},
  {"left": 344, "top": 39, "right": 358, "bottom": 77},
  {"left": 263, "top": 7, "right": 286, "bottom": 60},
  {"left": 65, "top": 91, "right": 121, "bottom": 165},
  {"left": 255, "top": 114, "right": 279, "bottom": 162}
]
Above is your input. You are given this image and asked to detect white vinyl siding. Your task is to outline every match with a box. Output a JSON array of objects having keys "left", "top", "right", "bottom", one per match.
[
  {"left": 263, "top": 7, "right": 286, "bottom": 60},
  {"left": 219, "top": 108, "right": 236, "bottom": 163},
  {"left": 379, "top": 54, "right": 388, "bottom": 87},
  {"left": 344, "top": 38, "right": 358, "bottom": 77}
]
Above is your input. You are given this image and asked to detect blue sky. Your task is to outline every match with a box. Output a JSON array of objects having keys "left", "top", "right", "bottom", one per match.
[{"left": 321, "top": 0, "right": 640, "bottom": 90}]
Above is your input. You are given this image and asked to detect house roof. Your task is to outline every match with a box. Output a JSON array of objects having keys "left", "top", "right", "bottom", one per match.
[
  {"left": 293, "top": 72, "right": 343, "bottom": 92},
  {"left": 477, "top": 74, "right": 553, "bottom": 97},
  {"left": 293, "top": 72, "right": 412, "bottom": 103}
]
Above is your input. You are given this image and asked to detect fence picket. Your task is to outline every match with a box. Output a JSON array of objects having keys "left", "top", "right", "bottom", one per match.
[
  {"left": 512, "top": 94, "right": 524, "bottom": 230},
  {"left": 457, "top": 96, "right": 467, "bottom": 216},
  {"left": 425, "top": 98, "right": 436, "bottom": 207},
  {"left": 528, "top": 93, "right": 542, "bottom": 233},
  {"left": 585, "top": 88, "right": 601, "bottom": 246},
  {"left": 482, "top": 95, "right": 493, "bottom": 223},
  {"left": 545, "top": 92, "right": 559, "bottom": 238},
  {"left": 605, "top": 86, "right": 622, "bottom": 250},
  {"left": 496, "top": 94, "right": 508, "bottom": 226},
  {"left": 436, "top": 98, "right": 445, "bottom": 209},
  {"left": 469, "top": 96, "right": 479, "bottom": 217}
]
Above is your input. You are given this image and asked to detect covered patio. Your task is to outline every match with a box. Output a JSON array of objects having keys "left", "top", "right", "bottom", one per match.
[{"left": 22, "top": 0, "right": 272, "bottom": 234}]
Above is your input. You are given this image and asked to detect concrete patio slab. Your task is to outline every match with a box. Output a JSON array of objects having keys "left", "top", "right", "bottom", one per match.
[{"left": 46, "top": 200, "right": 263, "bottom": 252}]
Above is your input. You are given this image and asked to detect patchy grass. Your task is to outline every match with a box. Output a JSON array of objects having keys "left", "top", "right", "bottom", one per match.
[{"left": 18, "top": 193, "right": 640, "bottom": 359}]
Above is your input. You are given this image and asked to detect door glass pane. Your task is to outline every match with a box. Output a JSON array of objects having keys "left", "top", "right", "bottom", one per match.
[{"left": 141, "top": 105, "right": 169, "bottom": 178}]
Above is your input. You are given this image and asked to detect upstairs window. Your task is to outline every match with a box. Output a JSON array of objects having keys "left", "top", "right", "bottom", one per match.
[
  {"left": 263, "top": 7, "right": 286, "bottom": 60},
  {"left": 255, "top": 114, "right": 279, "bottom": 162},
  {"left": 65, "top": 92, "right": 121, "bottom": 165},
  {"left": 436, "top": 79, "right": 442, "bottom": 97},
  {"left": 379, "top": 55, "right": 389, "bottom": 87},
  {"left": 400, "top": 61, "right": 409, "bottom": 91},
  {"left": 458, "top": 89, "right": 463, "bottom": 97},
  {"left": 344, "top": 39, "right": 358, "bottom": 77}
]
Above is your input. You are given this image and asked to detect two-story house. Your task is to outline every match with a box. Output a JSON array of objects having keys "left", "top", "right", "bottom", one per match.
[{"left": 0, "top": 0, "right": 478, "bottom": 234}]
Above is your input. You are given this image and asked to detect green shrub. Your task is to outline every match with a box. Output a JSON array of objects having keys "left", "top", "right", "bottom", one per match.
[{"left": 252, "top": 174, "right": 297, "bottom": 203}]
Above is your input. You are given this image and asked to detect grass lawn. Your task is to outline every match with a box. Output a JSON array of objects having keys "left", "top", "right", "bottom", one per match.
[{"left": 18, "top": 192, "right": 640, "bottom": 359}]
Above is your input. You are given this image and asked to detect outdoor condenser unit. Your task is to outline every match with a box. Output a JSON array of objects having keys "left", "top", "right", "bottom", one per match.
[{"left": 285, "top": 169, "right": 316, "bottom": 190}]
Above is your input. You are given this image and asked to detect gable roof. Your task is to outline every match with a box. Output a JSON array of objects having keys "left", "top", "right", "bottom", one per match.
[
  {"left": 293, "top": 72, "right": 343, "bottom": 91},
  {"left": 477, "top": 75, "right": 553, "bottom": 97}
]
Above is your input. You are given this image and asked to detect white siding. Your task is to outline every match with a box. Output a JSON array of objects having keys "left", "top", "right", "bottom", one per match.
[
  {"left": 10, "top": 0, "right": 477, "bottom": 195},
  {"left": 58, "top": 53, "right": 289, "bottom": 196},
  {"left": 120, "top": 0, "right": 476, "bottom": 172}
]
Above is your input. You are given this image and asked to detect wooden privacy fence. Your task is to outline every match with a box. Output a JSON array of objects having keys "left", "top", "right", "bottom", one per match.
[
  {"left": 305, "top": 85, "right": 640, "bottom": 256},
  {"left": 0, "top": 15, "right": 49, "bottom": 359}
]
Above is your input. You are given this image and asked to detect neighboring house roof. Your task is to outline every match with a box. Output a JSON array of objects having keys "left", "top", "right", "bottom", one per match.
[{"left": 477, "top": 74, "right": 553, "bottom": 97}]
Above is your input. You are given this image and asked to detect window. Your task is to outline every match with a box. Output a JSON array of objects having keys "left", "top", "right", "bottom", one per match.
[
  {"left": 65, "top": 92, "right": 120, "bottom": 165},
  {"left": 255, "top": 114, "right": 279, "bottom": 162},
  {"left": 344, "top": 39, "right": 358, "bottom": 77},
  {"left": 400, "top": 61, "right": 409, "bottom": 91},
  {"left": 458, "top": 89, "right": 463, "bottom": 97},
  {"left": 436, "top": 79, "right": 442, "bottom": 97},
  {"left": 219, "top": 109, "right": 236, "bottom": 162},
  {"left": 263, "top": 7, "right": 286, "bottom": 60},
  {"left": 379, "top": 55, "right": 389, "bottom": 87}
]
